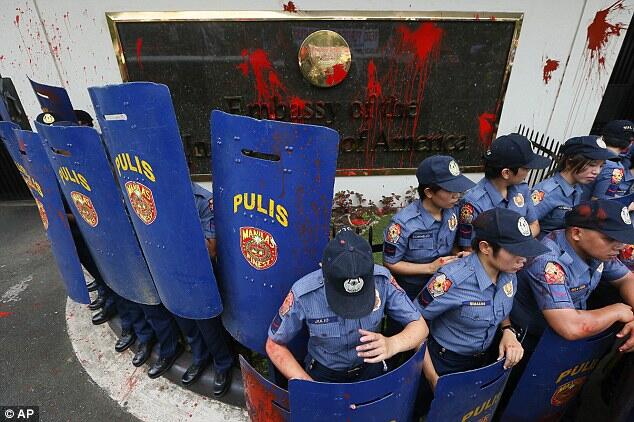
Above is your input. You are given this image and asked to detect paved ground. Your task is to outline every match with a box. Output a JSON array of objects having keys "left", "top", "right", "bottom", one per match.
[
  {"left": 0, "top": 202, "right": 246, "bottom": 422},
  {"left": 0, "top": 202, "right": 140, "bottom": 421}
]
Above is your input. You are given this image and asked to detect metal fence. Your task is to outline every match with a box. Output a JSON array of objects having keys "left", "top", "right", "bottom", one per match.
[{"left": 517, "top": 124, "right": 561, "bottom": 188}]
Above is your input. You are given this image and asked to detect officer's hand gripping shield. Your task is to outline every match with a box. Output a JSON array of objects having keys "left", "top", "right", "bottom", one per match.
[
  {"left": 240, "top": 344, "right": 425, "bottom": 422},
  {"left": 36, "top": 122, "right": 161, "bottom": 305},
  {"left": 211, "top": 110, "right": 339, "bottom": 354},
  {"left": 501, "top": 325, "right": 619, "bottom": 422},
  {"left": 88, "top": 82, "right": 222, "bottom": 319},
  {"left": 0, "top": 123, "right": 88, "bottom": 303},
  {"left": 427, "top": 356, "right": 511, "bottom": 422}
]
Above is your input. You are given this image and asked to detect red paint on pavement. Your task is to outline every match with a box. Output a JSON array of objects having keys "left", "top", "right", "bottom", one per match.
[{"left": 543, "top": 59, "right": 560, "bottom": 84}]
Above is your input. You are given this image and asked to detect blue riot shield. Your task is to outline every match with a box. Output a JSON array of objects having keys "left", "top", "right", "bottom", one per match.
[
  {"left": 88, "top": 82, "right": 222, "bottom": 319},
  {"left": 288, "top": 345, "right": 425, "bottom": 421},
  {"left": 36, "top": 122, "right": 161, "bottom": 305},
  {"left": 211, "top": 110, "right": 339, "bottom": 354},
  {"left": 0, "top": 125, "right": 89, "bottom": 304},
  {"left": 427, "top": 357, "right": 511, "bottom": 422},
  {"left": 502, "top": 326, "right": 619, "bottom": 422},
  {"left": 239, "top": 355, "right": 290, "bottom": 422},
  {"left": 29, "top": 79, "right": 76, "bottom": 123}
]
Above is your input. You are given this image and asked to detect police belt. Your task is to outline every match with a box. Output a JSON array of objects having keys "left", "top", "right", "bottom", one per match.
[
  {"left": 309, "top": 358, "right": 368, "bottom": 378},
  {"left": 428, "top": 336, "right": 489, "bottom": 360}
]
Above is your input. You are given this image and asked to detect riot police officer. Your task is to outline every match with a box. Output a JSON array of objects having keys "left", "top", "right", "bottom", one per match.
[
  {"left": 171, "top": 183, "right": 233, "bottom": 396},
  {"left": 589, "top": 120, "right": 634, "bottom": 199},
  {"left": 383, "top": 155, "right": 475, "bottom": 300},
  {"left": 511, "top": 200, "right": 634, "bottom": 354},
  {"left": 417, "top": 208, "right": 549, "bottom": 388},
  {"left": 266, "top": 229, "right": 427, "bottom": 383},
  {"left": 459, "top": 134, "right": 550, "bottom": 250},
  {"left": 531, "top": 136, "right": 615, "bottom": 237}
]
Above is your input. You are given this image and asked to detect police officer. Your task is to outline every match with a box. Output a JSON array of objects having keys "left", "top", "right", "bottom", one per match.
[
  {"left": 266, "top": 229, "right": 427, "bottom": 382},
  {"left": 589, "top": 120, "right": 634, "bottom": 199},
  {"left": 459, "top": 134, "right": 551, "bottom": 250},
  {"left": 383, "top": 155, "right": 475, "bottom": 300},
  {"left": 531, "top": 136, "right": 615, "bottom": 237},
  {"left": 171, "top": 183, "right": 233, "bottom": 396},
  {"left": 417, "top": 208, "right": 549, "bottom": 388},
  {"left": 510, "top": 200, "right": 634, "bottom": 355}
]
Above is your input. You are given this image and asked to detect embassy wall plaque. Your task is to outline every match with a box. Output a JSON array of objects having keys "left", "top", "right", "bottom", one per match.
[{"left": 108, "top": 11, "right": 522, "bottom": 175}]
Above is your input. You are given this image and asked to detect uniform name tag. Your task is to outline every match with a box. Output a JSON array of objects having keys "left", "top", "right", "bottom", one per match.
[
  {"left": 556, "top": 206, "right": 572, "bottom": 211},
  {"left": 412, "top": 232, "right": 432, "bottom": 239},
  {"left": 569, "top": 284, "right": 587, "bottom": 293},
  {"left": 462, "top": 301, "right": 491, "bottom": 306},
  {"left": 308, "top": 316, "right": 338, "bottom": 325}
]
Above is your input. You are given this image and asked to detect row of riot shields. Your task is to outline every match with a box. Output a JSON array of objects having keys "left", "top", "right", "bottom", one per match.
[{"left": 0, "top": 79, "right": 624, "bottom": 421}]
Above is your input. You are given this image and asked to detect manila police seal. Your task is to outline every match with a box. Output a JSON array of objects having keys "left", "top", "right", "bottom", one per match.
[
  {"left": 517, "top": 217, "right": 531, "bottom": 237},
  {"left": 125, "top": 181, "right": 157, "bottom": 225},
  {"left": 621, "top": 207, "right": 631, "bottom": 225},
  {"left": 34, "top": 198, "right": 48, "bottom": 230},
  {"left": 71, "top": 191, "right": 98, "bottom": 227},
  {"left": 550, "top": 377, "right": 587, "bottom": 406},
  {"left": 240, "top": 226, "right": 278, "bottom": 270},
  {"left": 448, "top": 160, "right": 460, "bottom": 176}
]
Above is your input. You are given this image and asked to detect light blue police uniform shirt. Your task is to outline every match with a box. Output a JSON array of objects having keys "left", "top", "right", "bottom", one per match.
[
  {"left": 383, "top": 200, "right": 459, "bottom": 293},
  {"left": 511, "top": 230, "right": 629, "bottom": 335},
  {"left": 416, "top": 253, "right": 517, "bottom": 355},
  {"left": 590, "top": 160, "right": 634, "bottom": 198},
  {"left": 191, "top": 183, "right": 215, "bottom": 239},
  {"left": 458, "top": 178, "right": 537, "bottom": 247},
  {"left": 268, "top": 265, "right": 421, "bottom": 371},
  {"left": 531, "top": 173, "right": 585, "bottom": 237}
]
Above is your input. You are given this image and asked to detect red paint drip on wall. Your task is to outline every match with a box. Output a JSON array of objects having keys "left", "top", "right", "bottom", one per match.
[
  {"left": 325, "top": 63, "right": 347, "bottom": 86},
  {"left": 478, "top": 113, "right": 497, "bottom": 147},
  {"left": 136, "top": 37, "right": 144, "bottom": 70},
  {"left": 543, "top": 58, "right": 560, "bottom": 84},
  {"left": 366, "top": 60, "right": 382, "bottom": 97},
  {"left": 0, "top": 312, "right": 12, "bottom": 318},
  {"left": 14, "top": 15, "right": 20, "bottom": 25},
  {"left": 587, "top": 0, "right": 627, "bottom": 67},
  {"left": 283, "top": 1, "right": 298, "bottom": 12}
]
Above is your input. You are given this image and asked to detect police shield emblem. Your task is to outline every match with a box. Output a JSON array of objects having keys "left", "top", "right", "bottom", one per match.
[
  {"left": 501, "top": 326, "right": 619, "bottom": 421},
  {"left": 288, "top": 345, "right": 425, "bottom": 421},
  {"left": 37, "top": 122, "right": 161, "bottom": 305},
  {"left": 0, "top": 125, "right": 89, "bottom": 304},
  {"left": 427, "top": 358, "right": 511, "bottom": 422},
  {"left": 211, "top": 110, "right": 339, "bottom": 353},
  {"left": 89, "top": 82, "right": 222, "bottom": 318}
]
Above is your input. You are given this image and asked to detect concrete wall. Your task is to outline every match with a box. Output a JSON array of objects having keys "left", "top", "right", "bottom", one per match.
[{"left": 1, "top": 0, "right": 631, "bottom": 204}]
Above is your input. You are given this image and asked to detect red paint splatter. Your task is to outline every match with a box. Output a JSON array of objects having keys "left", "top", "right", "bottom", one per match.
[
  {"left": 0, "top": 56, "right": 4, "bottom": 61},
  {"left": 587, "top": 0, "right": 627, "bottom": 68},
  {"left": 0, "top": 312, "right": 12, "bottom": 318},
  {"left": 283, "top": 1, "right": 298, "bottom": 12},
  {"left": 478, "top": 112, "right": 497, "bottom": 147},
  {"left": 289, "top": 96, "right": 306, "bottom": 120},
  {"left": 366, "top": 60, "right": 382, "bottom": 97},
  {"left": 14, "top": 15, "right": 20, "bottom": 25},
  {"left": 325, "top": 63, "right": 347, "bottom": 86},
  {"left": 136, "top": 37, "right": 144, "bottom": 70},
  {"left": 543, "top": 58, "right": 560, "bottom": 84}
]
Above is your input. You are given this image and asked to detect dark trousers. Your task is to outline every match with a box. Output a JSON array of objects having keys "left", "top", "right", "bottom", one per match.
[
  {"left": 306, "top": 357, "right": 385, "bottom": 383},
  {"left": 173, "top": 316, "right": 233, "bottom": 374},
  {"left": 139, "top": 304, "right": 180, "bottom": 359},
  {"left": 427, "top": 336, "right": 493, "bottom": 376},
  {"left": 117, "top": 298, "right": 154, "bottom": 344}
]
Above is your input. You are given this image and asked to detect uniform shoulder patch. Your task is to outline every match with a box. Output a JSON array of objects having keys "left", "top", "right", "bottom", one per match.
[
  {"left": 611, "top": 168, "right": 624, "bottom": 184},
  {"left": 460, "top": 203, "right": 476, "bottom": 224},
  {"left": 427, "top": 273, "right": 453, "bottom": 298},
  {"left": 385, "top": 223, "right": 401, "bottom": 244},
  {"left": 389, "top": 275, "right": 405, "bottom": 292},
  {"left": 279, "top": 291, "right": 294, "bottom": 317},
  {"left": 531, "top": 190, "right": 545, "bottom": 206},
  {"left": 544, "top": 262, "right": 566, "bottom": 285}
]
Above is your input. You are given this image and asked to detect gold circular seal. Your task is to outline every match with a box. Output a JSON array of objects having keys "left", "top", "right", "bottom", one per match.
[
  {"left": 42, "top": 113, "right": 55, "bottom": 124},
  {"left": 298, "top": 30, "right": 351, "bottom": 88}
]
